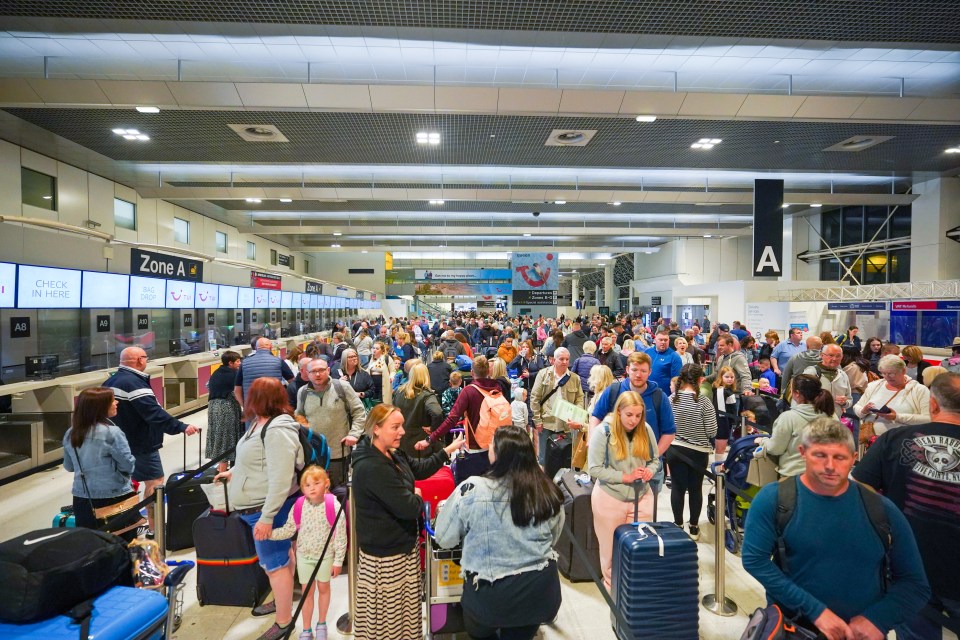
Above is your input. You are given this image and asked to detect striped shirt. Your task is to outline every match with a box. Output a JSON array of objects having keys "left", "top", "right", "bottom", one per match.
[{"left": 670, "top": 390, "right": 718, "bottom": 453}]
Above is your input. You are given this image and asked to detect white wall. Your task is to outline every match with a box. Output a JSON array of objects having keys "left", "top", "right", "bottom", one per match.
[{"left": 911, "top": 176, "right": 960, "bottom": 281}]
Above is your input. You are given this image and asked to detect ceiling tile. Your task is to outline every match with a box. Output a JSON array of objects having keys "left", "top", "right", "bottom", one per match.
[
  {"left": 851, "top": 97, "right": 925, "bottom": 120},
  {"left": 236, "top": 83, "right": 307, "bottom": 108},
  {"left": 619, "top": 91, "right": 687, "bottom": 115},
  {"left": 166, "top": 81, "right": 243, "bottom": 107},
  {"left": 906, "top": 98, "right": 960, "bottom": 121},
  {"left": 497, "top": 88, "right": 562, "bottom": 114},
  {"left": 559, "top": 89, "right": 625, "bottom": 114},
  {"left": 678, "top": 92, "right": 747, "bottom": 116},
  {"left": 737, "top": 94, "right": 805, "bottom": 118},
  {"left": 369, "top": 85, "right": 435, "bottom": 111},
  {"left": 303, "top": 83, "right": 371, "bottom": 110},
  {"left": 0, "top": 78, "right": 43, "bottom": 103},
  {"left": 97, "top": 80, "right": 178, "bottom": 106},
  {"left": 26, "top": 79, "right": 110, "bottom": 104},
  {"left": 435, "top": 86, "right": 499, "bottom": 113},
  {"left": 794, "top": 96, "right": 866, "bottom": 118}
]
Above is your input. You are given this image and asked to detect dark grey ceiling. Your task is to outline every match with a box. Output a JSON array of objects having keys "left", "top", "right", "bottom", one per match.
[
  {"left": 5, "top": 108, "right": 959, "bottom": 172},
  {"left": 3, "top": 1, "right": 959, "bottom": 44}
]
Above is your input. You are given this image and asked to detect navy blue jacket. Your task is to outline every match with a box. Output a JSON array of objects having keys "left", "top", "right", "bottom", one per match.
[{"left": 104, "top": 366, "right": 186, "bottom": 455}]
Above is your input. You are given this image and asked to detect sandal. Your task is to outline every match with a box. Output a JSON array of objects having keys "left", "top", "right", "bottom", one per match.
[{"left": 252, "top": 600, "right": 277, "bottom": 617}]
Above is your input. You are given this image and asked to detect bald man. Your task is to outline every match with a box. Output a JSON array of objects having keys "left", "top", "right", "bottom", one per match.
[
  {"left": 233, "top": 337, "right": 295, "bottom": 405},
  {"left": 104, "top": 347, "right": 200, "bottom": 536}
]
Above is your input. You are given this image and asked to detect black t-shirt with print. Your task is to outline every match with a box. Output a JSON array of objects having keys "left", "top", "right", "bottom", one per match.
[{"left": 853, "top": 421, "right": 960, "bottom": 599}]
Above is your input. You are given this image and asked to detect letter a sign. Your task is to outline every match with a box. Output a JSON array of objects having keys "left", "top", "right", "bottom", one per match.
[{"left": 753, "top": 179, "right": 784, "bottom": 277}]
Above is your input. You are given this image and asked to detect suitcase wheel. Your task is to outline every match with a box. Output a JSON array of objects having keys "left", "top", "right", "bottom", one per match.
[{"left": 707, "top": 494, "right": 716, "bottom": 525}]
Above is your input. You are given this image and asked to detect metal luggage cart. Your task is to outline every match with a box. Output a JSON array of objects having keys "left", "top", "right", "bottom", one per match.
[
  {"left": 423, "top": 504, "right": 465, "bottom": 640},
  {"left": 163, "top": 560, "right": 194, "bottom": 636}
]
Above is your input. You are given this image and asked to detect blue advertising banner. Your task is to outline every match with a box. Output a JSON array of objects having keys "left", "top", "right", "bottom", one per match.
[
  {"left": 511, "top": 252, "right": 558, "bottom": 291},
  {"left": 415, "top": 269, "right": 511, "bottom": 281},
  {"left": 414, "top": 283, "right": 512, "bottom": 296}
]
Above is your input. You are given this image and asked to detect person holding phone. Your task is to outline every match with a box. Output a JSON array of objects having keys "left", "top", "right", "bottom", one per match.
[{"left": 854, "top": 354, "right": 931, "bottom": 438}]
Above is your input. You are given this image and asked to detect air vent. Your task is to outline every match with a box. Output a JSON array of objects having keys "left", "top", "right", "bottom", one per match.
[
  {"left": 823, "top": 136, "right": 894, "bottom": 152},
  {"left": 227, "top": 124, "right": 290, "bottom": 142},
  {"left": 545, "top": 129, "right": 598, "bottom": 147}
]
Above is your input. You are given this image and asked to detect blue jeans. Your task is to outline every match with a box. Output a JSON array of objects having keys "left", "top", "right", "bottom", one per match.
[
  {"left": 895, "top": 596, "right": 960, "bottom": 640},
  {"left": 238, "top": 494, "right": 298, "bottom": 573}
]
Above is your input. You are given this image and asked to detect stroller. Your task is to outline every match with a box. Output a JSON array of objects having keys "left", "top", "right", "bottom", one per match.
[
  {"left": 707, "top": 432, "right": 770, "bottom": 554},
  {"left": 738, "top": 392, "right": 782, "bottom": 434}
]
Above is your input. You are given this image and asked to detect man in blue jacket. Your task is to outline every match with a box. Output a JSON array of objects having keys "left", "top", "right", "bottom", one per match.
[
  {"left": 743, "top": 419, "right": 929, "bottom": 640},
  {"left": 589, "top": 351, "right": 676, "bottom": 458},
  {"left": 646, "top": 329, "right": 682, "bottom": 393},
  {"left": 105, "top": 347, "right": 200, "bottom": 536}
]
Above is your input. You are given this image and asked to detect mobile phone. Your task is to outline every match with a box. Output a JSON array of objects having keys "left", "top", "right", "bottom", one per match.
[{"left": 877, "top": 406, "right": 892, "bottom": 414}]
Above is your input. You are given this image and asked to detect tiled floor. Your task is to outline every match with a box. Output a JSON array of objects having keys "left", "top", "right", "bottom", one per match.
[{"left": 0, "top": 408, "right": 771, "bottom": 639}]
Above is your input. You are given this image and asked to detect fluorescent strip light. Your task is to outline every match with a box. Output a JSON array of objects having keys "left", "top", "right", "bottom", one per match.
[{"left": 136, "top": 106, "right": 160, "bottom": 113}]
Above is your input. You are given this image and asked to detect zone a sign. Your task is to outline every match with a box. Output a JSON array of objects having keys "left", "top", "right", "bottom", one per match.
[{"left": 132, "top": 249, "right": 203, "bottom": 281}]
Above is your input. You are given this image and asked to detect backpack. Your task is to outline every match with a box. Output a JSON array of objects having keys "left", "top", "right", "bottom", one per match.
[
  {"left": 774, "top": 476, "right": 891, "bottom": 590},
  {"left": 260, "top": 415, "right": 332, "bottom": 478},
  {"left": 467, "top": 384, "right": 513, "bottom": 449},
  {"left": 455, "top": 354, "right": 473, "bottom": 372},
  {"left": 443, "top": 342, "right": 461, "bottom": 361},
  {"left": 606, "top": 383, "right": 664, "bottom": 430},
  {"left": 292, "top": 493, "right": 338, "bottom": 529}
]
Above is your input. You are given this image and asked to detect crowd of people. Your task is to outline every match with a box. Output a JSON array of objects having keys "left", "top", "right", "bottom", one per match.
[{"left": 57, "top": 310, "right": 960, "bottom": 640}]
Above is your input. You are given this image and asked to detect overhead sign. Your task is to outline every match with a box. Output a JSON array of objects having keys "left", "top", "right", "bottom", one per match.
[
  {"left": 253, "top": 289, "right": 269, "bottom": 307},
  {"left": 415, "top": 283, "right": 512, "bottom": 296},
  {"left": 415, "top": 269, "right": 512, "bottom": 281},
  {"left": 892, "top": 300, "right": 960, "bottom": 310},
  {"left": 237, "top": 287, "right": 255, "bottom": 308},
  {"left": 278, "top": 254, "right": 290, "bottom": 267},
  {"left": 10, "top": 316, "right": 30, "bottom": 338},
  {"left": 165, "top": 280, "right": 196, "bottom": 309},
  {"left": 0, "top": 262, "right": 17, "bottom": 308},
  {"left": 17, "top": 265, "right": 81, "bottom": 308},
  {"left": 305, "top": 281, "right": 322, "bottom": 294},
  {"left": 513, "top": 289, "right": 558, "bottom": 305},
  {"left": 511, "top": 253, "right": 558, "bottom": 291},
  {"left": 81, "top": 271, "right": 129, "bottom": 308},
  {"left": 251, "top": 271, "right": 281, "bottom": 290},
  {"left": 828, "top": 302, "right": 888, "bottom": 311},
  {"left": 195, "top": 282, "right": 219, "bottom": 308},
  {"left": 745, "top": 302, "right": 790, "bottom": 338},
  {"left": 753, "top": 179, "right": 784, "bottom": 277},
  {"left": 651, "top": 296, "right": 662, "bottom": 306},
  {"left": 268, "top": 290, "right": 281, "bottom": 307},
  {"left": 356, "top": 290, "right": 364, "bottom": 299},
  {"left": 132, "top": 248, "right": 202, "bottom": 281},
  {"left": 218, "top": 285, "right": 238, "bottom": 309}
]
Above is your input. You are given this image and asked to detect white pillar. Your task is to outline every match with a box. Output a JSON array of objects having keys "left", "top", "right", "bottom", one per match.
[
  {"left": 910, "top": 177, "right": 960, "bottom": 281},
  {"left": 571, "top": 276, "right": 580, "bottom": 308},
  {"left": 604, "top": 264, "right": 615, "bottom": 311}
]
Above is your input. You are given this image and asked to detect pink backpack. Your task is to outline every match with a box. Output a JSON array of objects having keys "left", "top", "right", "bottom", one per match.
[
  {"left": 292, "top": 493, "right": 337, "bottom": 528},
  {"left": 468, "top": 384, "right": 513, "bottom": 449}
]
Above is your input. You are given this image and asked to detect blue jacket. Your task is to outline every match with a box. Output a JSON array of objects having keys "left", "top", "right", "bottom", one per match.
[
  {"left": 645, "top": 346, "right": 682, "bottom": 394},
  {"left": 105, "top": 366, "right": 186, "bottom": 455},
  {"left": 62, "top": 421, "right": 136, "bottom": 499},
  {"left": 570, "top": 354, "right": 600, "bottom": 394},
  {"left": 590, "top": 379, "right": 676, "bottom": 442},
  {"left": 235, "top": 348, "right": 295, "bottom": 398},
  {"left": 434, "top": 475, "right": 563, "bottom": 583}
]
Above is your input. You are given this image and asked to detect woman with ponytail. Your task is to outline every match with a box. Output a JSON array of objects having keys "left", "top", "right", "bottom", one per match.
[{"left": 761, "top": 374, "right": 835, "bottom": 477}]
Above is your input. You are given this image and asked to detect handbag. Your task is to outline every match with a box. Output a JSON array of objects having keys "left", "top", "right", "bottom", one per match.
[
  {"left": 74, "top": 445, "right": 146, "bottom": 537},
  {"left": 746, "top": 456, "right": 779, "bottom": 487},
  {"left": 741, "top": 604, "right": 823, "bottom": 640},
  {"left": 571, "top": 431, "right": 588, "bottom": 470}
]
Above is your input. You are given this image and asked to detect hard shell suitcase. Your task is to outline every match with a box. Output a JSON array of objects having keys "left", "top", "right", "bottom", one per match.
[
  {"left": 193, "top": 508, "right": 270, "bottom": 607},
  {"left": 165, "top": 430, "right": 212, "bottom": 551},
  {"left": 553, "top": 470, "right": 601, "bottom": 582},
  {"left": 544, "top": 431, "right": 573, "bottom": 479},
  {"left": 415, "top": 465, "right": 456, "bottom": 515},
  {"left": 611, "top": 522, "right": 699, "bottom": 640},
  {"left": 0, "top": 585, "right": 167, "bottom": 639},
  {"left": 52, "top": 505, "right": 75, "bottom": 528}
]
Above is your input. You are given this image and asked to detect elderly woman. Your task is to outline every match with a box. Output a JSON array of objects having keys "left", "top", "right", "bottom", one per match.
[
  {"left": 854, "top": 354, "right": 931, "bottom": 438},
  {"left": 351, "top": 404, "right": 463, "bottom": 640},
  {"left": 365, "top": 340, "right": 397, "bottom": 405},
  {"left": 674, "top": 336, "right": 694, "bottom": 366}
]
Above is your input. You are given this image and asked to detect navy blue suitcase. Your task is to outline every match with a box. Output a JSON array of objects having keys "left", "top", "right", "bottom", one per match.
[
  {"left": 0, "top": 585, "right": 167, "bottom": 639},
  {"left": 611, "top": 522, "right": 699, "bottom": 640}
]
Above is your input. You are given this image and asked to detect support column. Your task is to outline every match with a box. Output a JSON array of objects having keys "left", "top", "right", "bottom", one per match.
[
  {"left": 604, "top": 264, "right": 615, "bottom": 312},
  {"left": 910, "top": 177, "right": 960, "bottom": 281},
  {"left": 571, "top": 276, "right": 580, "bottom": 309}
]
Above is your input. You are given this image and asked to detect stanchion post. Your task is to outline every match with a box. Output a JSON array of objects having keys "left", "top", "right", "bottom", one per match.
[
  {"left": 155, "top": 485, "right": 166, "bottom": 555},
  {"left": 336, "top": 484, "right": 357, "bottom": 635},
  {"left": 701, "top": 473, "right": 738, "bottom": 616}
]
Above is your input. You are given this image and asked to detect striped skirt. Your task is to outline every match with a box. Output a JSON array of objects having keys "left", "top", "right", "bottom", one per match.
[{"left": 355, "top": 546, "right": 422, "bottom": 640}]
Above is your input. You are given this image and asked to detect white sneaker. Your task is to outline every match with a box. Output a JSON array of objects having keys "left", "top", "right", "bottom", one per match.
[
  {"left": 298, "top": 630, "right": 314, "bottom": 640},
  {"left": 315, "top": 624, "right": 328, "bottom": 640}
]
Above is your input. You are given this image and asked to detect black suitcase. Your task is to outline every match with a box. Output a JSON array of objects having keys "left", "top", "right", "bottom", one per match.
[
  {"left": 611, "top": 522, "right": 699, "bottom": 639},
  {"left": 553, "top": 470, "right": 601, "bottom": 582},
  {"left": 544, "top": 431, "right": 573, "bottom": 479},
  {"left": 165, "top": 431, "right": 214, "bottom": 551},
  {"left": 193, "top": 507, "right": 270, "bottom": 607}
]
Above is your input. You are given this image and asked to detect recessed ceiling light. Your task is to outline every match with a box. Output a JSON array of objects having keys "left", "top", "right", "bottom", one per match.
[
  {"left": 611, "top": 201, "right": 621, "bottom": 206},
  {"left": 136, "top": 106, "right": 160, "bottom": 114},
  {"left": 811, "top": 203, "right": 823, "bottom": 208},
  {"left": 635, "top": 115, "right": 657, "bottom": 123},
  {"left": 523, "top": 233, "right": 532, "bottom": 237},
  {"left": 417, "top": 131, "right": 441, "bottom": 145},
  {"left": 429, "top": 199, "right": 444, "bottom": 205},
  {"left": 554, "top": 200, "right": 566, "bottom": 205},
  {"left": 946, "top": 147, "right": 960, "bottom": 154},
  {"left": 42, "top": 195, "right": 52, "bottom": 200},
  {"left": 692, "top": 137, "right": 721, "bottom": 150},
  {"left": 333, "top": 232, "right": 342, "bottom": 236},
  {"left": 245, "top": 198, "right": 261, "bottom": 203},
  {"left": 331, "top": 244, "right": 341, "bottom": 248},
  {"left": 279, "top": 198, "right": 293, "bottom": 203},
  {"left": 111, "top": 128, "right": 126, "bottom": 135},
  {"left": 123, "top": 135, "right": 137, "bottom": 140},
  {"left": 135, "top": 134, "right": 149, "bottom": 141}
]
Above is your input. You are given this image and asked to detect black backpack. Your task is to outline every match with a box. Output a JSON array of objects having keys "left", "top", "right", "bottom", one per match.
[{"left": 0, "top": 528, "right": 131, "bottom": 623}]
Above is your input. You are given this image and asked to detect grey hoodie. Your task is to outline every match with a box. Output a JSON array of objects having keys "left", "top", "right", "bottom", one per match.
[
  {"left": 781, "top": 350, "right": 822, "bottom": 399},
  {"left": 228, "top": 414, "right": 303, "bottom": 525}
]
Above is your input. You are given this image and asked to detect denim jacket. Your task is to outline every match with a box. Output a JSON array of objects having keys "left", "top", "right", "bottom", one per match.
[
  {"left": 62, "top": 421, "right": 136, "bottom": 499},
  {"left": 434, "top": 475, "right": 564, "bottom": 584}
]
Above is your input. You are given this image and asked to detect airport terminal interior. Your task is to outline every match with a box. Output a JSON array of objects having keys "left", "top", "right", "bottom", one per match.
[{"left": 0, "top": 1, "right": 958, "bottom": 639}]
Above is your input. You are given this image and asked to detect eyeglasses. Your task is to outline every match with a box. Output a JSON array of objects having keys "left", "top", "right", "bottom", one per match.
[{"left": 310, "top": 369, "right": 329, "bottom": 374}]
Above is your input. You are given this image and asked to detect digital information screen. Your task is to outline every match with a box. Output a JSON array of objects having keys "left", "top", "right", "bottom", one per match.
[
  {"left": 0, "top": 262, "right": 17, "bottom": 308},
  {"left": 253, "top": 289, "right": 270, "bottom": 308},
  {"left": 165, "top": 280, "right": 196, "bottom": 309},
  {"left": 269, "top": 290, "right": 281, "bottom": 308},
  {"left": 129, "top": 276, "right": 166, "bottom": 308},
  {"left": 218, "top": 285, "right": 239, "bottom": 309},
  {"left": 195, "top": 282, "right": 219, "bottom": 308},
  {"left": 17, "top": 265, "right": 82, "bottom": 308},
  {"left": 237, "top": 287, "right": 255, "bottom": 308},
  {"left": 291, "top": 292, "right": 302, "bottom": 309},
  {"left": 82, "top": 271, "right": 130, "bottom": 308},
  {"left": 281, "top": 291, "right": 293, "bottom": 308}
]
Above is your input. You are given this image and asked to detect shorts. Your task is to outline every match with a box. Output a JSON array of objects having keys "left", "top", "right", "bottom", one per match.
[
  {"left": 238, "top": 495, "right": 298, "bottom": 573},
  {"left": 296, "top": 552, "right": 334, "bottom": 585},
  {"left": 132, "top": 451, "right": 164, "bottom": 481}
]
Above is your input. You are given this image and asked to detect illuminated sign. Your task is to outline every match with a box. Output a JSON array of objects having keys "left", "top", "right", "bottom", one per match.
[
  {"left": 195, "top": 282, "right": 219, "bottom": 308},
  {"left": 165, "top": 280, "right": 196, "bottom": 309},
  {"left": 82, "top": 271, "right": 130, "bottom": 308},
  {"left": 17, "top": 265, "right": 82, "bottom": 309},
  {"left": 129, "top": 275, "right": 165, "bottom": 308},
  {"left": 0, "top": 262, "right": 15, "bottom": 308}
]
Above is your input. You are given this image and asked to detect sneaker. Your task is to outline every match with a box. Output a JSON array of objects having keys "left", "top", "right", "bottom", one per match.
[
  {"left": 144, "top": 529, "right": 155, "bottom": 540},
  {"left": 688, "top": 524, "right": 700, "bottom": 541},
  {"left": 252, "top": 600, "right": 277, "bottom": 617},
  {"left": 315, "top": 624, "right": 327, "bottom": 640},
  {"left": 298, "top": 630, "right": 314, "bottom": 640},
  {"left": 257, "top": 623, "right": 292, "bottom": 640}
]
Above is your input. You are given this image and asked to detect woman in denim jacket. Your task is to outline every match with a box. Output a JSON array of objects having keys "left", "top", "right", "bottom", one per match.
[
  {"left": 62, "top": 387, "right": 137, "bottom": 539},
  {"left": 435, "top": 426, "right": 564, "bottom": 640}
]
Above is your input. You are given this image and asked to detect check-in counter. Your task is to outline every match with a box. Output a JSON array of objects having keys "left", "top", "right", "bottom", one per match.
[{"left": 276, "top": 334, "right": 317, "bottom": 360}]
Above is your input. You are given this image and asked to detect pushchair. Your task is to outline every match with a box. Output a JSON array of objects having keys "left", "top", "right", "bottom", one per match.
[
  {"left": 706, "top": 432, "right": 769, "bottom": 554},
  {"left": 738, "top": 392, "right": 782, "bottom": 434}
]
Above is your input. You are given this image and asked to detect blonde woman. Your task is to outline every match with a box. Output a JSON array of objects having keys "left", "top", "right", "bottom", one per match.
[
  {"left": 392, "top": 362, "right": 443, "bottom": 457},
  {"left": 365, "top": 341, "right": 397, "bottom": 406},
  {"left": 588, "top": 391, "right": 659, "bottom": 589},
  {"left": 674, "top": 337, "right": 693, "bottom": 366},
  {"left": 488, "top": 356, "right": 513, "bottom": 399},
  {"left": 587, "top": 364, "right": 615, "bottom": 418},
  {"left": 394, "top": 331, "right": 416, "bottom": 366}
]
